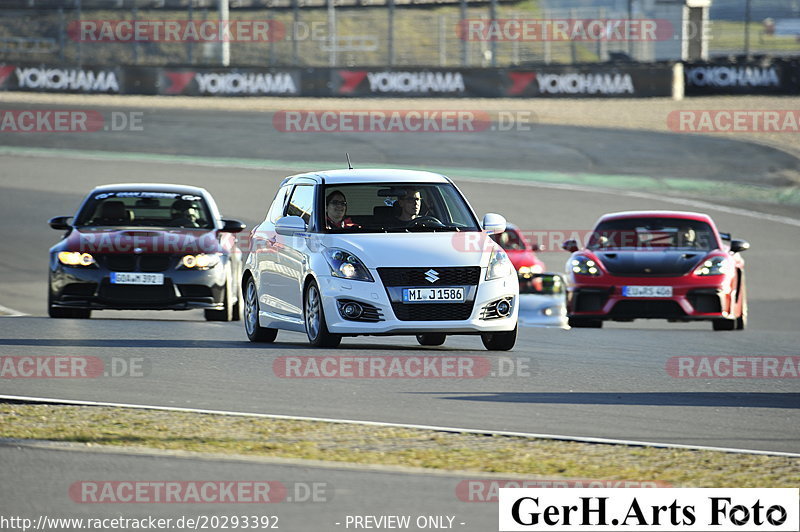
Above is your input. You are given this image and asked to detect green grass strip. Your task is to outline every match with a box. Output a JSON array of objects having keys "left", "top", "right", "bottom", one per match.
[{"left": 2, "top": 405, "right": 799, "bottom": 486}]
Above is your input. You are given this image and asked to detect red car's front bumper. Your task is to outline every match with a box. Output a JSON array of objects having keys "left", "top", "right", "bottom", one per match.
[{"left": 567, "top": 273, "right": 738, "bottom": 321}]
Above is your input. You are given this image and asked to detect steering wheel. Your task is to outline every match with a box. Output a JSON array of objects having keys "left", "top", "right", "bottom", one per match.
[{"left": 406, "top": 215, "right": 445, "bottom": 227}]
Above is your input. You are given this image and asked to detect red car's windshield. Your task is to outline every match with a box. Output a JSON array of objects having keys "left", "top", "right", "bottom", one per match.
[{"left": 588, "top": 217, "right": 717, "bottom": 251}]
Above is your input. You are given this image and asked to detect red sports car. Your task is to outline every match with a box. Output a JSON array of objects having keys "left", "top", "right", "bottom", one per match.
[
  {"left": 562, "top": 211, "right": 749, "bottom": 330},
  {"left": 490, "top": 223, "right": 546, "bottom": 292}
]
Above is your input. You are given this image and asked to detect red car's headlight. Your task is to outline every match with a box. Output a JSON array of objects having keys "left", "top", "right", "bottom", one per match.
[
  {"left": 570, "top": 256, "right": 602, "bottom": 276},
  {"left": 694, "top": 256, "right": 731, "bottom": 276}
]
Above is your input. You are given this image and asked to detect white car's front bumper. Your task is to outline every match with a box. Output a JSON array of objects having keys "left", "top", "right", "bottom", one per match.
[{"left": 318, "top": 273, "right": 518, "bottom": 335}]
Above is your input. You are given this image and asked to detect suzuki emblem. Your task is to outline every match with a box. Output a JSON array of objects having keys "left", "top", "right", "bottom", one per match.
[
  {"left": 134, "top": 247, "right": 143, "bottom": 254},
  {"left": 424, "top": 269, "right": 440, "bottom": 283}
]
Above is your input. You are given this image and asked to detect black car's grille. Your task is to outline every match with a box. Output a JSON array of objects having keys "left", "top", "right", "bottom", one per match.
[
  {"left": 100, "top": 254, "right": 174, "bottom": 272},
  {"left": 391, "top": 302, "right": 474, "bottom": 321},
  {"left": 104, "top": 255, "right": 136, "bottom": 272},
  {"left": 99, "top": 282, "right": 176, "bottom": 303},
  {"left": 62, "top": 283, "right": 98, "bottom": 297},
  {"left": 377, "top": 267, "right": 480, "bottom": 287},
  {"left": 610, "top": 300, "right": 685, "bottom": 318},
  {"left": 140, "top": 255, "right": 172, "bottom": 272},
  {"left": 178, "top": 285, "right": 214, "bottom": 298}
]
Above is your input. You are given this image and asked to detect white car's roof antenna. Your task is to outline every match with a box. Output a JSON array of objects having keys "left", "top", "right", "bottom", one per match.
[{"left": 346, "top": 153, "right": 353, "bottom": 170}]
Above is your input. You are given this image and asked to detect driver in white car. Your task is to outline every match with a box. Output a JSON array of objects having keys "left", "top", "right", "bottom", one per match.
[{"left": 395, "top": 188, "right": 422, "bottom": 222}]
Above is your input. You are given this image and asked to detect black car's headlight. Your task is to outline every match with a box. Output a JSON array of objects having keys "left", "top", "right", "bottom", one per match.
[
  {"left": 324, "top": 248, "right": 373, "bottom": 282},
  {"left": 58, "top": 251, "right": 96, "bottom": 267},
  {"left": 179, "top": 253, "right": 221, "bottom": 270},
  {"left": 694, "top": 256, "right": 731, "bottom": 276},
  {"left": 486, "top": 249, "right": 514, "bottom": 280},
  {"left": 570, "top": 256, "right": 602, "bottom": 276}
]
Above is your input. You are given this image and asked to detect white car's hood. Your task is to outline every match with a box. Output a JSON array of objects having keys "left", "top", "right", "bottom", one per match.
[{"left": 319, "top": 232, "right": 496, "bottom": 268}]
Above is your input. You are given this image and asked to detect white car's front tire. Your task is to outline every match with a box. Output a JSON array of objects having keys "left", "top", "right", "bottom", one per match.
[{"left": 305, "top": 280, "right": 342, "bottom": 348}]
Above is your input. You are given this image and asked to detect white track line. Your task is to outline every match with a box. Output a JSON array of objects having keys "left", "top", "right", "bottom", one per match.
[
  {"left": 2, "top": 394, "right": 798, "bottom": 458},
  {"left": 0, "top": 304, "right": 27, "bottom": 317}
]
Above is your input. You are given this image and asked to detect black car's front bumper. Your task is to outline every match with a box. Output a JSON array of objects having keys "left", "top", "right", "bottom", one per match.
[{"left": 49, "top": 261, "right": 228, "bottom": 311}]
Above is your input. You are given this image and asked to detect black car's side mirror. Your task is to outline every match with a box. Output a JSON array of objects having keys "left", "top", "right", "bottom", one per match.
[
  {"left": 49, "top": 216, "right": 71, "bottom": 230},
  {"left": 220, "top": 219, "right": 246, "bottom": 233},
  {"left": 730, "top": 239, "right": 750, "bottom": 253},
  {"left": 562, "top": 239, "right": 579, "bottom": 253}
]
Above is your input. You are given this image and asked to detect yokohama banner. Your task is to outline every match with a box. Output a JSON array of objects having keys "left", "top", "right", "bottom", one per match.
[
  {"left": 684, "top": 58, "right": 800, "bottom": 95},
  {"left": 0, "top": 63, "right": 679, "bottom": 98}
]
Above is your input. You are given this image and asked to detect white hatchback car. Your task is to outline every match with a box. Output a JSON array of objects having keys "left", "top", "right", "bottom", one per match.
[{"left": 242, "top": 169, "right": 519, "bottom": 350}]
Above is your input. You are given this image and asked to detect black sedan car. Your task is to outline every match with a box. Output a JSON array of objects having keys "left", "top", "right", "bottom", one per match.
[{"left": 48, "top": 183, "right": 245, "bottom": 320}]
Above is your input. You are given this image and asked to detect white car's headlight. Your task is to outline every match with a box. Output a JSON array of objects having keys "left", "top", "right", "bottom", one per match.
[
  {"left": 486, "top": 249, "right": 514, "bottom": 280},
  {"left": 324, "top": 248, "right": 373, "bottom": 282},
  {"left": 180, "top": 253, "right": 221, "bottom": 270},
  {"left": 694, "top": 256, "right": 731, "bottom": 276}
]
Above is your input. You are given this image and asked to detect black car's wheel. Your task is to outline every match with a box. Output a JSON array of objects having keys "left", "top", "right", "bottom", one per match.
[
  {"left": 47, "top": 289, "right": 90, "bottom": 319},
  {"left": 205, "top": 279, "right": 234, "bottom": 321},
  {"left": 304, "top": 280, "right": 341, "bottom": 348},
  {"left": 416, "top": 333, "right": 446, "bottom": 346},
  {"left": 243, "top": 277, "right": 277, "bottom": 343},
  {"left": 481, "top": 325, "right": 517, "bottom": 351},
  {"left": 568, "top": 317, "right": 602, "bottom": 328},
  {"left": 231, "top": 295, "right": 241, "bottom": 321}
]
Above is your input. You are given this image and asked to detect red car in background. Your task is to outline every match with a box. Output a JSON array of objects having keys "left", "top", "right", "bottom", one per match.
[
  {"left": 562, "top": 211, "right": 749, "bottom": 330},
  {"left": 491, "top": 223, "right": 546, "bottom": 288}
]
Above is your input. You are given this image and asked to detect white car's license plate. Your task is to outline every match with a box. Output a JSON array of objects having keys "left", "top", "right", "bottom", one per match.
[
  {"left": 402, "top": 287, "right": 465, "bottom": 303},
  {"left": 110, "top": 272, "right": 164, "bottom": 285},
  {"left": 623, "top": 285, "right": 673, "bottom": 297}
]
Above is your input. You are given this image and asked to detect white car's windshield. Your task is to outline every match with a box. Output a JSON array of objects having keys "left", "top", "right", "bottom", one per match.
[{"left": 321, "top": 183, "right": 480, "bottom": 233}]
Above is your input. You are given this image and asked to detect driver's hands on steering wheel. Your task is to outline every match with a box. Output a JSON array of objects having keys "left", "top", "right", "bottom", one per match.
[{"left": 406, "top": 215, "right": 445, "bottom": 226}]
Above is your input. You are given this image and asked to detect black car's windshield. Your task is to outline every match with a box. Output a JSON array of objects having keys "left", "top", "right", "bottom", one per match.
[
  {"left": 587, "top": 217, "right": 717, "bottom": 251},
  {"left": 74, "top": 191, "right": 213, "bottom": 229},
  {"left": 321, "top": 183, "right": 480, "bottom": 233}
]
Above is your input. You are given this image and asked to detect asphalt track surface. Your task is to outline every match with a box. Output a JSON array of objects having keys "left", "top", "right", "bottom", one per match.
[{"left": 0, "top": 103, "right": 798, "bottom": 531}]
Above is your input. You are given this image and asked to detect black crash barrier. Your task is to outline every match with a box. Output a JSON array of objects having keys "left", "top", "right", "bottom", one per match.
[
  {"left": 0, "top": 62, "right": 679, "bottom": 98},
  {"left": 683, "top": 57, "right": 800, "bottom": 96}
]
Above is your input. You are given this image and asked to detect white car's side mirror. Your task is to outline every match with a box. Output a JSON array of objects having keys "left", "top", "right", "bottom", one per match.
[
  {"left": 482, "top": 213, "right": 506, "bottom": 235},
  {"left": 275, "top": 215, "right": 307, "bottom": 236}
]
